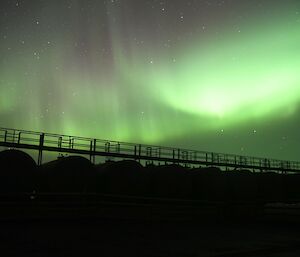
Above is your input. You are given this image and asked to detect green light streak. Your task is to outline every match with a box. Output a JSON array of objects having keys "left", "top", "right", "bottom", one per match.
[{"left": 119, "top": 15, "right": 300, "bottom": 128}]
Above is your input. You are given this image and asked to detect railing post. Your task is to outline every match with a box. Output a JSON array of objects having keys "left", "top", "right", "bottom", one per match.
[
  {"left": 224, "top": 154, "right": 228, "bottom": 165},
  {"left": 69, "top": 137, "right": 74, "bottom": 149},
  {"left": 147, "top": 147, "right": 152, "bottom": 157},
  {"left": 89, "top": 140, "right": 93, "bottom": 162},
  {"left": 138, "top": 144, "right": 141, "bottom": 160},
  {"left": 242, "top": 156, "right": 247, "bottom": 165},
  {"left": 93, "top": 139, "right": 96, "bottom": 164},
  {"left": 105, "top": 142, "right": 110, "bottom": 152},
  {"left": 182, "top": 151, "right": 188, "bottom": 161},
  {"left": 116, "top": 142, "right": 120, "bottom": 153},
  {"left": 17, "top": 132, "right": 21, "bottom": 144},
  {"left": 58, "top": 136, "right": 62, "bottom": 148},
  {"left": 12, "top": 129, "right": 16, "bottom": 143},
  {"left": 4, "top": 130, "right": 7, "bottom": 142},
  {"left": 38, "top": 133, "right": 44, "bottom": 166}
]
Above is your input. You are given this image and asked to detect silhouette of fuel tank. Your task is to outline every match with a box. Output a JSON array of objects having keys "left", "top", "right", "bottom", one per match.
[
  {"left": 189, "top": 166, "right": 226, "bottom": 201},
  {"left": 94, "top": 160, "right": 148, "bottom": 196},
  {"left": 0, "top": 149, "right": 37, "bottom": 193},
  {"left": 40, "top": 155, "right": 95, "bottom": 193},
  {"left": 147, "top": 164, "right": 190, "bottom": 199}
]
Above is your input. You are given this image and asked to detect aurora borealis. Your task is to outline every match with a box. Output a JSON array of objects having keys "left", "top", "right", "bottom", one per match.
[{"left": 1, "top": 0, "right": 300, "bottom": 160}]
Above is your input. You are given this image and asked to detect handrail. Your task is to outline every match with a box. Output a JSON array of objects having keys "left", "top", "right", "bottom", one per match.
[{"left": 0, "top": 127, "right": 299, "bottom": 172}]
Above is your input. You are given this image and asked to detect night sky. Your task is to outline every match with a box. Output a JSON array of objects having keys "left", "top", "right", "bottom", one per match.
[{"left": 1, "top": 0, "right": 300, "bottom": 161}]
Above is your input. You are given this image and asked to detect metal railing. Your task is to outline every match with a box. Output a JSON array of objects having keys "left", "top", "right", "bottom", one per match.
[{"left": 0, "top": 127, "right": 299, "bottom": 172}]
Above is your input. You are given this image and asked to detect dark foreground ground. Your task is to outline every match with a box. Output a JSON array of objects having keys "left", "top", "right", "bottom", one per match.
[
  {"left": 2, "top": 215, "right": 300, "bottom": 257},
  {"left": 2, "top": 150, "right": 300, "bottom": 256},
  {"left": 1, "top": 193, "right": 300, "bottom": 257}
]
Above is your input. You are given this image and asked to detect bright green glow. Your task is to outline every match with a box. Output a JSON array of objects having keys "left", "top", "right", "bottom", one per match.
[{"left": 118, "top": 16, "right": 300, "bottom": 125}]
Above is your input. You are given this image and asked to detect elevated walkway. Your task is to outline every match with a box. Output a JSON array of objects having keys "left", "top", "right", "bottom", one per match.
[{"left": 0, "top": 127, "right": 299, "bottom": 173}]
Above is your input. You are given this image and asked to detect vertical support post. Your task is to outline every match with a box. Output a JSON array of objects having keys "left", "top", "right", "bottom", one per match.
[
  {"left": 138, "top": 144, "right": 141, "bottom": 162},
  {"left": 12, "top": 129, "right": 15, "bottom": 143},
  {"left": 116, "top": 142, "right": 120, "bottom": 153},
  {"left": 147, "top": 147, "right": 152, "bottom": 157},
  {"left": 105, "top": 142, "right": 110, "bottom": 152},
  {"left": 4, "top": 130, "right": 7, "bottom": 142},
  {"left": 134, "top": 145, "right": 137, "bottom": 159},
  {"left": 225, "top": 155, "right": 229, "bottom": 171},
  {"left": 93, "top": 139, "right": 96, "bottom": 164},
  {"left": 69, "top": 137, "right": 74, "bottom": 149},
  {"left": 17, "top": 132, "right": 21, "bottom": 144},
  {"left": 89, "top": 140, "right": 93, "bottom": 162},
  {"left": 58, "top": 136, "right": 62, "bottom": 148},
  {"left": 38, "top": 133, "right": 44, "bottom": 166}
]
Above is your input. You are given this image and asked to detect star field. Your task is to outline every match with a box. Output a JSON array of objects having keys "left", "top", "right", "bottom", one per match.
[{"left": 1, "top": 0, "right": 300, "bottom": 161}]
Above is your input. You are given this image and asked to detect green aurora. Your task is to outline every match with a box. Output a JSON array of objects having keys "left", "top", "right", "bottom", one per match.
[{"left": 1, "top": 1, "right": 300, "bottom": 160}]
